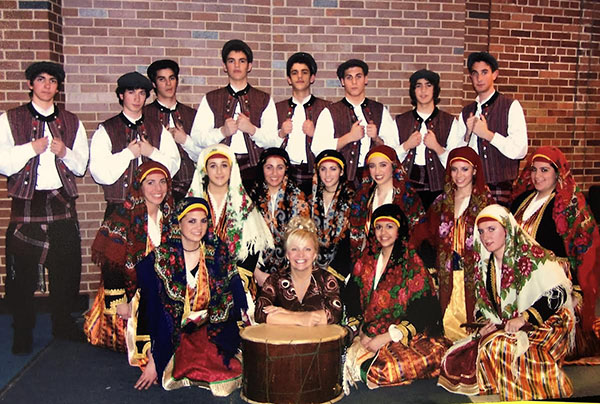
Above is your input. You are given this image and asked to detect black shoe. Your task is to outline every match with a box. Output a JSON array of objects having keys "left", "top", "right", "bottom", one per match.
[
  {"left": 53, "top": 318, "right": 86, "bottom": 342},
  {"left": 12, "top": 330, "right": 33, "bottom": 355}
]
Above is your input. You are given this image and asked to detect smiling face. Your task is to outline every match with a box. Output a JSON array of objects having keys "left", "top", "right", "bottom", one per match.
[
  {"left": 414, "top": 78, "right": 434, "bottom": 108},
  {"left": 29, "top": 73, "right": 59, "bottom": 107},
  {"left": 263, "top": 156, "right": 286, "bottom": 190},
  {"left": 367, "top": 156, "right": 393, "bottom": 187},
  {"left": 318, "top": 161, "right": 342, "bottom": 192},
  {"left": 180, "top": 209, "right": 208, "bottom": 245},
  {"left": 286, "top": 236, "right": 317, "bottom": 273},
  {"left": 450, "top": 160, "right": 476, "bottom": 191},
  {"left": 141, "top": 172, "right": 168, "bottom": 210},
  {"left": 153, "top": 67, "right": 178, "bottom": 101},
  {"left": 206, "top": 156, "right": 232, "bottom": 189},
  {"left": 531, "top": 161, "right": 558, "bottom": 198},
  {"left": 374, "top": 220, "right": 399, "bottom": 250},
  {"left": 477, "top": 219, "right": 506, "bottom": 257}
]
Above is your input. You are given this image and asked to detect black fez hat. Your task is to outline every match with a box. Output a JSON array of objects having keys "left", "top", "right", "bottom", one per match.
[
  {"left": 259, "top": 147, "right": 290, "bottom": 168},
  {"left": 147, "top": 59, "right": 180, "bottom": 81},
  {"left": 117, "top": 71, "right": 152, "bottom": 91},
  {"left": 409, "top": 69, "right": 440, "bottom": 86},
  {"left": 25, "top": 61, "right": 65, "bottom": 84},
  {"left": 286, "top": 52, "right": 318, "bottom": 76}
]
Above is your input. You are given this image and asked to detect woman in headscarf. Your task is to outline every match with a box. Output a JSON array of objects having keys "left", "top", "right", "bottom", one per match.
[
  {"left": 254, "top": 216, "right": 342, "bottom": 326},
  {"left": 309, "top": 150, "right": 361, "bottom": 321},
  {"left": 188, "top": 144, "right": 273, "bottom": 303},
  {"left": 344, "top": 204, "right": 448, "bottom": 391},
  {"left": 85, "top": 161, "right": 173, "bottom": 378},
  {"left": 511, "top": 146, "right": 600, "bottom": 363},
  {"left": 438, "top": 204, "right": 575, "bottom": 401},
  {"left": 411, "top": 146, "right": 495, "bottom": 341},
  {"left": 135, "top": 197, "right": 247, "bottom": 395},
  {"left": 349, "top": 145, "right": 425, "bottom": 261},
  {"left": 248, "top": 147, "right": 309, "bottom": 285}
]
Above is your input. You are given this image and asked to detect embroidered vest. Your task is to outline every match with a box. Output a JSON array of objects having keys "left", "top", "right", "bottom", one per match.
[
  {"left": 6, "top": 103, "right": 79, "bottom": 200},
  {"left": 328, "top": 98, "right": 384, "bottom": 181},
  {"left": 276, "top": 95, "right": 330, "bottom": 173},
  {"left": 143, "top": 100, "right": 197, "bottom": 195},
  {"left": 461, "top": 93, "right": 518, "bottom": 184},
  {"left": 396, "top": 108, "right": 454, "bottom": 192},
  {"left": 205, "top": 85, "right": 270, "bottom": 167},
  {"left": 100, "top": 113, "right": 162, "bottom": 203}
]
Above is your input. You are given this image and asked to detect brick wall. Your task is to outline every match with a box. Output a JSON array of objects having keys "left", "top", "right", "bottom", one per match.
[{"left": 0, "top": 0, "right": 598, "bottom": 299}]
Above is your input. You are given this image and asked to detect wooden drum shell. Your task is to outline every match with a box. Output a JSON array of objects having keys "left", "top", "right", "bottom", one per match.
[{"left": 240, "top": 324, "right": 346, "bottom": 404}]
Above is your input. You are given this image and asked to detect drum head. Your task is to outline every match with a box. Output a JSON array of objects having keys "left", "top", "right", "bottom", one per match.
[{"left": 240, "top": 324, "right": 346, "bottom": 344}]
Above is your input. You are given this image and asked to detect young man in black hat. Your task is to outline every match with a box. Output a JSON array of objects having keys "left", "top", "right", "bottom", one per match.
[
  {"left": 190, "top": 39, "right": 280, "bottom": 191},
  {"left": 312, "top": 59, "right": 401, "bottom": 187},
  {"left": 145, "top": 60, "right": 201, "bottom": 202},
  {"left": 396, "top": 69, "right": 458, "bottom": 209},
  {"left": 447, "top": 52, "right": 527, "bottom": 206},
  {"left": 275, "top": 52, "right": 330, "bottom": 195},
  {"left": 0, "top": 61, "right": 89, "bottom": 353},
  {"left": 90, "top": 71, "right": 180, "bottom": 216}
]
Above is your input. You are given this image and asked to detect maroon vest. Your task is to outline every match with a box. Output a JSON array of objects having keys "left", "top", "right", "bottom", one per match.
[
  {"left": 6, "top": 103, "right": 80, "bottom": 200},
  {"left": 100, "top": 113, "right": 162, "bottom": 203},
  {"left": 143, "top": 100, "right": 197, "bottom": 195},
  {"left": 462, "top": 92, "right": 518, "bottom": 184},
  {"left": 205, "top": 85, "right": 270, "bottom": 167},
  {"left": 396, "top": 108, "right": 454, "bottom": 192},
  {"left": 276, "top": 95, "right": 330, "bottom": 172},
  {"left": 328, "top": 98, "right": 383, "bottom": 181}
]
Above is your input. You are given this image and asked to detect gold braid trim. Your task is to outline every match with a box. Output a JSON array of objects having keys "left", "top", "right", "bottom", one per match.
[
  {"left": 527, "top": 308, "right": 544, "bottom": 326},
  {"left": 104, "top": 288, "right": 127, "bottom": 314},
  {"left": 326, "top": 266, "right": 346, "bottom": 282}
]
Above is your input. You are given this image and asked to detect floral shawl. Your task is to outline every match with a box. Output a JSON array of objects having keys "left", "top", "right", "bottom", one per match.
[
  {"left": 511, "top": 146, "right": 600, "bottom": 328},
  {"left": 250, "top": 176, "right": 309, "bottom": 272},
  {"left": 412, "top": 146, "right": 494, "bottom": 321},
  {"left": 188, "top": 144, "right": 274, "bottom": 262},
  {"left": 92, "top": 161, "right": 173, "bottom": 300},
  {"left": 472, "top": 205, "right": 572, "bottom": 324},
  {"left": 310, "top": 172, "right": 354, "bottom": 269},
  {"left": 136, "top": 198, "right": 248, "bottom": 377},
  {"left": 349, "top": 154, "right": 425, "bottom": 262},
  {"left": 353, "top": 208, "right": 436, "bottom": 338}
]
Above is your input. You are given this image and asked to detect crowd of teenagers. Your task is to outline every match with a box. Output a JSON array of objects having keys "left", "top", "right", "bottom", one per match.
[{"left": 1, "top": 38, "right": 599, "bottom": 401}]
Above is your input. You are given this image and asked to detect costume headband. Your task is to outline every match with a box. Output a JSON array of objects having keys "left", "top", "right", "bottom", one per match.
[
  {"left": 204, "top": 151, "right": 231, "bottom": 167},
  {"left": 318, "top": 156, "right": 345, "bottom": 170},
  {"left": 140, "top": 167, "right": 168, "bottom": 182},
  {"left": 177, "top": 203, "right": 208, "bottom": 222},
  {"left": 366, "top": 152, "right": 392, "bottom": 164},
  {"left": 373, "top": 216, "right": 400, "bottom": 228},
  {"left": 449, "top": 156, "right": 474, "bottom": 167},
  {"left": 476, "top": 215, "right": 501, "bottom": 226},
  {"left": 532, "top": 153, "right": 556, "bottom": 167}
]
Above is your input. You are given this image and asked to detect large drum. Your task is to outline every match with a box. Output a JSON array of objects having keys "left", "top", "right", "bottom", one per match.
[{"left": 240, "top": 324, "right": 346, "bottom": 404}]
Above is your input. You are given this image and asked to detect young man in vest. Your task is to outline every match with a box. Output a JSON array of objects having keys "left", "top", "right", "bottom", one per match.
[
  {"left": 0, "top": 62, "right": 89, "bottom": 354},
  {"left": 89, "top": 71, "right": 180, "bottom": 217},
  {"left": 276, "top": 52, "right": 330, "bottom": 195},
  {"left": 396, "top": 69, "right": 458, "bottom": 209},
  {"left": 448, "top": 52, "right": 527, "bottom": 206},
  {"left": 190, "top": 39, "right": 280, "bottom": 191},
  {"left": 312, "top": 59, "right": 401, "bottom": 187},
  {"left": 145, "top": 59, "right": 201, "bottom": 202}
]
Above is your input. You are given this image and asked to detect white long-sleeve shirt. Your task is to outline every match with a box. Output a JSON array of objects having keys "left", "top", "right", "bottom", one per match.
[{"left": 0, "top": 102, "right": 89, "bottom": 189}]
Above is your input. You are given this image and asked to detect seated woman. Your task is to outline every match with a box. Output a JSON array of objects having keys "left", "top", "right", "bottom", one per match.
[
  {"left": 411, "top": 147, "right": 495, "bottom": 341},
  {"left": 135, "top": 197, "right": 248, "bottom": 395},
  {"left": 86, "top": 161, "right": 173, "bottom": 362},
  {"left": 188, "top": 144, "right": 274, "bottom": 304},
  {"left": 349, "top": 145, "right": 425, "bottom": 261},
  {"left": 310, "top": 150, "right": 361, "bottom": 321},
  {"left": 438, "top": 204, "right": 575, "bottom": 401},
  {"left": 511, "top": 146, "right": 600, "bottom": 363},
  {"left": 254, "top": 216, "right": 342, "bottom": 326},
  {"left": 249, "top": 148, "right": 309, "bottom": 286},
  {"left": 344, "top": 204, "right": 448, "bottom": 391}
]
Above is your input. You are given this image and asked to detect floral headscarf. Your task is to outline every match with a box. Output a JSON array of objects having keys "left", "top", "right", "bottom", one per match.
[
  {"left": 511, "top": 146, "right": 600, "bottom": 328},
  {"left": 92, "top": 161, "right": 173, "bottom": 299},
  {"left": 472, "top": 204, "right": 572, "bottom": 324},
  {"left": 354, "top": 204, "right": 436, "bottom": 337},
  {"left": 310, "top": 150, "right": 354, "bottom": 268},
  {"left": 188, "top": 143, "right": 273, "bottom": 261}
]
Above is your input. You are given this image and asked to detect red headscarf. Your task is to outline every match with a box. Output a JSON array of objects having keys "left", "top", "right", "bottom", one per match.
[
  {"left": 512, "top": 146, "right": 600, "bottom": 329},
  {"left": 445, "top": 146, "right": 487, "bottom": 194}
]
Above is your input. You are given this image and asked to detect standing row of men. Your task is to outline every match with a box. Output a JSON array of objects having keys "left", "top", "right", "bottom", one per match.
[{"left": 0, "top": 39, "right": 526, "bottom": 354}]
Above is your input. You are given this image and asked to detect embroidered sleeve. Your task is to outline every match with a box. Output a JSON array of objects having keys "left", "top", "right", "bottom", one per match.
[
  {"left": 254, "top": 273, "right": 278, "bottom": 323},
  {"left": 321, "top": 271, "right": 343, "bottom": 324},
  {"left": 524, "top": 285, "right": 568, "bottom": 326}
]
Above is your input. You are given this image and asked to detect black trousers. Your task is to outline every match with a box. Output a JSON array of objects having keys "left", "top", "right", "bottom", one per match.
[{"left": 5, "top": 220, "right": 82, "bottom": 334}]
